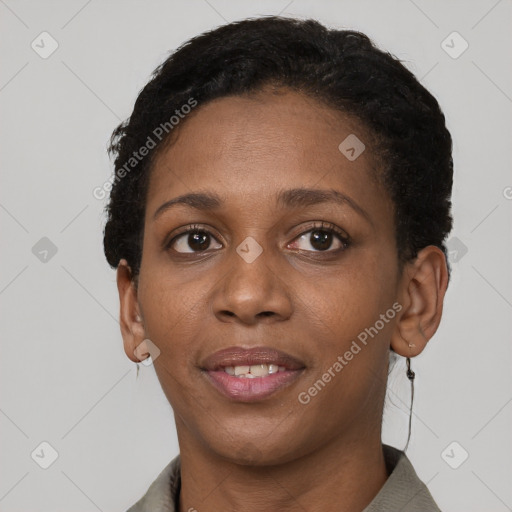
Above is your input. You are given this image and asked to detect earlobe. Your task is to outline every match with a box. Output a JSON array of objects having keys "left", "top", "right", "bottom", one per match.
[
  {"left": 116, "top": 259, "right": 146, "bottom": 363},
  {"left": 391, "top": 246, "right": 449, "bottom": 357}
]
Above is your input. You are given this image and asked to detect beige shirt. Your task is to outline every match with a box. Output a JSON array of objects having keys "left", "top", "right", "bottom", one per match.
[{"left": 126, "top": 444, "right": 441, "bottom": 512}]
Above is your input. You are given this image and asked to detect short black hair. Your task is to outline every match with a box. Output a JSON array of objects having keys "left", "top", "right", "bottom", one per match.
[{"left": 103, "top": 16, "right": 453, "bottom": 279}]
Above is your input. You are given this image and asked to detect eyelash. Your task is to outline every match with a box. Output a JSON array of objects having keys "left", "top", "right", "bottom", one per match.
[{"left": 165, "top": 221, "right": 351, "bottom": 255}]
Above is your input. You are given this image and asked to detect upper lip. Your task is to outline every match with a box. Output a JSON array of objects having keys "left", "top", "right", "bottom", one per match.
[{"left": 201, "top": 346, "right": 305, "bottom": 371}]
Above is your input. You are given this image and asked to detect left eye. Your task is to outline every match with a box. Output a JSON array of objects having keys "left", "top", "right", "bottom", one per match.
[{"left": 288, "top": 226, "right": 349, "bottom": 253}]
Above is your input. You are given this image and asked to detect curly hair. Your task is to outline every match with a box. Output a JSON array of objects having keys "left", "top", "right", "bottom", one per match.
[{"left": 103, "top": 16, "right": 453, "bottom": 280}]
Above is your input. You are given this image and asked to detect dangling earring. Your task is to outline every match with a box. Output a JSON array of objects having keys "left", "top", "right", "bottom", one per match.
[
  {"left": 404, "top": 356, "right": 415, "bottom": 452},
  {"left": 406, "top": 356, "right": 415, "bottom": 380}
]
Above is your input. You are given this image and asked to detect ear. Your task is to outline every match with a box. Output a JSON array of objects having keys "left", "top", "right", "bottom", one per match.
[
  {"left": 391, "top": 246, "right": 449, "bottom": 357},
  {"left": 116, "top": 259, "right": 146, "bottom": 363}
]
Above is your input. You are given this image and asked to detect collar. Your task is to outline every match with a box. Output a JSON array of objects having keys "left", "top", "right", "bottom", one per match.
[{"left": 126, "top": 444, "right": 440, "bottom": 512}]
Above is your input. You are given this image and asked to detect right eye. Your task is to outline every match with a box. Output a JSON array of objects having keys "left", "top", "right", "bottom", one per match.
[{"left": 166, "top": 225, "right": 223, "bottom": 254}]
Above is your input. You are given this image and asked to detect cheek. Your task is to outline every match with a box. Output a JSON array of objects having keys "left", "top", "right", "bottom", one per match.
[
  {"left": 136, "top": 263, "right": 221, "bottom": 395},
  {"left": 319, "top": 256, "right": 398, "bottom": 383},
  {"left": 137, "top": 268, "right": 196, "bottom": 360},
  {"left": 306, "top": 258, "right": 397, "bottom": 347},
  {"left": 137, "top": 273, "right": 207, "bottom": 411},
  {"left": 294, "top": 268, "right": 396, "bottom": 411}
]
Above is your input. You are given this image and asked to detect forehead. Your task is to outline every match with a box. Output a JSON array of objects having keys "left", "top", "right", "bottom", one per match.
[{"left": 146, "top": 89, "right": 388, "bottom": 219}]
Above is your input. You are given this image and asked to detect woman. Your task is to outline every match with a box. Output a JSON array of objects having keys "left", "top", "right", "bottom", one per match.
[{"left": 103, "top": 16, "right": 452, "bottom": 511}]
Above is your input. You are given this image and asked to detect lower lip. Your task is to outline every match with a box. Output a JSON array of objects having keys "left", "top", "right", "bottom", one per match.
[{"left": 203, "top": 369, "right": 304, "bottom": 402}]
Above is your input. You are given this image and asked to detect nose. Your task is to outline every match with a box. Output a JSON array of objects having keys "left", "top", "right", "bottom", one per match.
[{"left": 211, "top": 243, "right": 293, "bottom": 325}]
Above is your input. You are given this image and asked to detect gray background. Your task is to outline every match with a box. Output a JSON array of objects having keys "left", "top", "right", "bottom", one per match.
[{"left": 1, "top": 0, "right": 511, "bottom": 511}]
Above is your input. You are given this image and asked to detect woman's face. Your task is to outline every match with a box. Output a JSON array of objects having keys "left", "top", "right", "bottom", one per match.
[{"left": 136, "top": 89, "right": 401, "bottom": 464}]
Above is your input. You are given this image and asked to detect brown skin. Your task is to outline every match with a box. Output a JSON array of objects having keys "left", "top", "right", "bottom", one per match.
[{"left": 116, "top": 89, "right": 448, "bottom": 511}]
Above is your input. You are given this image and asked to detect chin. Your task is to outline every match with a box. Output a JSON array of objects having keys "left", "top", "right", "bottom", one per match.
[{"left": 209, "top": 434, "right": 308, "bottom": 467}]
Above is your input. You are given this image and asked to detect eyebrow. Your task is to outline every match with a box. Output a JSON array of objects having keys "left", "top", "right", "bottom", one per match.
[{"left": 153, "top": 187, "right": 372, "bottom": 225}]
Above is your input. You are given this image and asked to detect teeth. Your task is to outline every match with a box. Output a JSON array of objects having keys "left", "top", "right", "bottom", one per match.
[
  {"left": 269, "top": 364, "right": 279, "bottom": 374},
  {"left": 250, "top": 364, "right": 269, "bottom": 377},
  {"left": 234, "top": 365, "right": 250, "bottom": 376},
  {"left": 224, "top": 364, "right": 287, "bottom": 377}
]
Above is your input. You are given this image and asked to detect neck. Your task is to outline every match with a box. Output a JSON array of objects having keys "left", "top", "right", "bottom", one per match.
[{"left": 177, "top": 426, "right": 388, "bottom": 512}]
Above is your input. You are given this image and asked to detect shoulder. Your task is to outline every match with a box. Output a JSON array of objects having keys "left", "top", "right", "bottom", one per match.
[
  {"left": 363, "top": 444, "right": 441, "bottom": 512},
  {"left": 125, "top": 454, "right": 181, "bottom": 512}
]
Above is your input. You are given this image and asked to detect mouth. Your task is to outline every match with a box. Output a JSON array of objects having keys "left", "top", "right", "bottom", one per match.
[{"left": 200, "top": 346, "right": 306, "bottom": 402}]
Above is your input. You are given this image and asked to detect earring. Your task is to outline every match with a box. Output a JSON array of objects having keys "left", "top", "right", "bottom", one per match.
[
  {"left": 134, "top": 339, "right": 150, "bottom": 362},
  {"left": 407, "top": 343, "right": 416, "bottom": 379},
  {"left": 406, "top": 357, "right": 415, "bottom": 380},
  {"left": 404, "top": 356, "right": 415, "bottom": 453}
]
